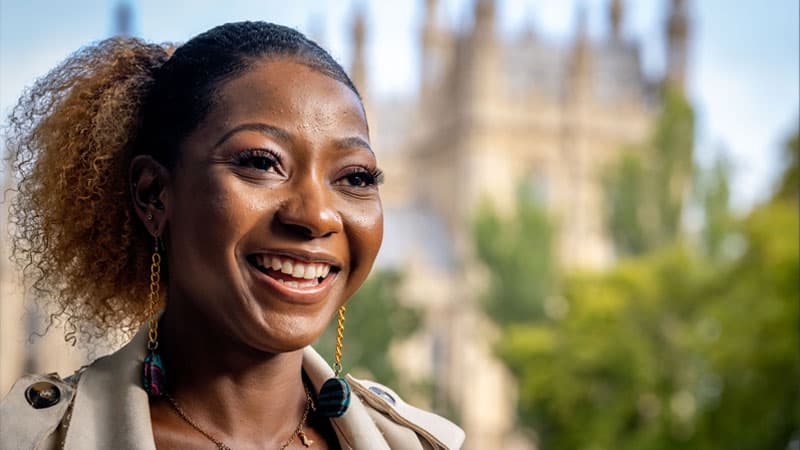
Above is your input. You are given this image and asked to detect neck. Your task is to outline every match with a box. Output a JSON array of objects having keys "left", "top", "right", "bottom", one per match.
[{"left": 157, "top": 300, "right": 308, "bottom": 447}]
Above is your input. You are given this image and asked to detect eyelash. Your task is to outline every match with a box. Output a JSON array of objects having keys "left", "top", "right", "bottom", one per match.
[
  {"left": 340, "top": 167, "right": 385, "bottom": 188},
  {"left": 232, "top": 148, "right": 384, "bottom": 188},
  {"left": 232, "top": 149, "right": 282, "bottom": 172}
]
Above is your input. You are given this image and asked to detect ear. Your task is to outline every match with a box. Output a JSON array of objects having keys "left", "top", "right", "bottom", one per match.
[{"left": 130, "top": 155, "right": 172, "bottom": 237}]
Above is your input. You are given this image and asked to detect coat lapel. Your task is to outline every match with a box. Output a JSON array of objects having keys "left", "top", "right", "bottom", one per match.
[
  {"left": 63, "top": 325, "right": 155, "bottom": 450},
  {"left": 302, "top": 347, "right": 391, "bottom": 450},
  {"left": 63, "top": 325, "right": 390, "bottom": 450}
]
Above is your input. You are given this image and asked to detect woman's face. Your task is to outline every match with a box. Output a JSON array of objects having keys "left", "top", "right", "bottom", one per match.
[{"left": 164, "top": 58, "right": 382, "bottom": 353}]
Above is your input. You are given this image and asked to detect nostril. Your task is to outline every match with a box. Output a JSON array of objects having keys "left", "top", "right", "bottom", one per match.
[
  {"left": 275, "top": 199, "right": 342, "bottom": 239},
  {"left": 281, "top": 222, "right": 315, "bottom": 238},
  {"left": 279, "top": 221, "right": 336, "bottom": 240}
]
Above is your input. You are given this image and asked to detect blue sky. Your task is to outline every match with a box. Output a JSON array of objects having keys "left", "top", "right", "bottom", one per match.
[{"left": 1, "top": 0, "right": 797, "bottom": 210}]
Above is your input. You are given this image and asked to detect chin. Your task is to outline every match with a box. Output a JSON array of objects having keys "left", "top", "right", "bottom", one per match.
[{"left": 236, "top": 310, "right": 331, "bottom": 355}]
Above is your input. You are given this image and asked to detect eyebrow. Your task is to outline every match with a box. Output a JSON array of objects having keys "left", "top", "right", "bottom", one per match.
[
  {"left": 214, "top": 123, "right": 291, "bottom": 148},
  {"left": 214, "top": 122, "right": 373, "bottom": 154},
  {"left": 334, "top": 136, "right": 373, "bottom": 154}
]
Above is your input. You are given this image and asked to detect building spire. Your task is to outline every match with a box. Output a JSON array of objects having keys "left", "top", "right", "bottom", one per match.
[
  {"left": 350, "top": 5, "right": 367, "bottom": 95},
  {"left": 114, "top": 1, "right": 133, "bottom": 37},
  {"left": 574, "top": 3, "right": 590, "bottom": 66},
  {"left": 424, "top": 0, "right": 439, "bottom": 24},
  {"left": 421, "top": 0, "right": 441, "bottom": 94},
  {"left": 473, "top": 0, "right": 496, "bottom": 36},
  {"left": 666, "top": 0, "right": 690, "bottom": 89},
  {"left": 422, "top": 0, "right": 439, "bottom": 49},
  {"left": 567, "top": 4, "right": 592, "bottom": 101},
  {"left": 609, "top": 0, "right": 624, "bottom": 41}
]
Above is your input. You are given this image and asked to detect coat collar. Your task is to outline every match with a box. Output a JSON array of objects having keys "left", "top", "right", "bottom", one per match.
[{"left": 63, "top": 324, "right": 390, "bottom": 450}]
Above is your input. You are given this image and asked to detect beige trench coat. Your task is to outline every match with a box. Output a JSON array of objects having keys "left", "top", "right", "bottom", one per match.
[{"left": 0, "top": 325, "right": 464, "bottom": 450}]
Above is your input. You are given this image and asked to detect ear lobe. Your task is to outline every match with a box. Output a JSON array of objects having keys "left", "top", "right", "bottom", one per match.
[{"left": 129, "top": 155, "right": 171, "bottom": 237}]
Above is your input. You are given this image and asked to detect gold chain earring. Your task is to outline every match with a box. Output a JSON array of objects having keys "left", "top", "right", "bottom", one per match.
[
  {"left": 317, "top": 305, "right": 351, "bottom": 417},
  {"left": 333, "top": 305, "right": 346, "bottom": 376},
  {"left": 142, "top": 236, "right": 166, "bottom": 397}
]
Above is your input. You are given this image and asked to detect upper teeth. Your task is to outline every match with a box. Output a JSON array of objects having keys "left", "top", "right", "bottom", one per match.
[{"left": 256, "top": 255, "right": 331, "bottom": 280}]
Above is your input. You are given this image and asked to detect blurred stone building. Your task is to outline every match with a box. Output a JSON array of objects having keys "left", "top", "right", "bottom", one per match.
[
  {"left": 0, "top": 1, "right": 690, "bottom": 449},
  {"left": 361, "top": 0, "right": 689, "bottom": 448}
]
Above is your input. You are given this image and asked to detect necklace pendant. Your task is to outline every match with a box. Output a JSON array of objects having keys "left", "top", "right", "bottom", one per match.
[{"left": 299, "top": 430, "right": 314, "bottom": 447}]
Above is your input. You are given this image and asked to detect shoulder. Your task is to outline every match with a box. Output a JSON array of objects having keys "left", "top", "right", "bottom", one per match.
[
  {"left": 301, "top": 345, "right": 465, "bottom": 449},
  {"left": 1, "top": 342, "right": 133, "bottom": 450},
  {"left": 346, "top": 375, "right": 465, "bottom": 450},
  {"left": 0, "top": 371, "right": 83, "bottom": 450},
  {"left": 303, "top": 346, "right": 464, "bottom": 450}
]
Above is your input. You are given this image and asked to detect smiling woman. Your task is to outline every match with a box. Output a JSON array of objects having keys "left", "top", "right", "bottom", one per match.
[{"left": 0, "top": 22, "right": 463, "bottom": 450}]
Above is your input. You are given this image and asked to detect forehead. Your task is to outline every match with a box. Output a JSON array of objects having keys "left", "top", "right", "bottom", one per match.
[{"left": 199, "top": 58, "right": 368, "bottom": 143}]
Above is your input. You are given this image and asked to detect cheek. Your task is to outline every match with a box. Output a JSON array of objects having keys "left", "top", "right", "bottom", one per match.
[
  {"left": 170, "top": 173, "right": 269, "bottom": 265},
  {"left": 183, "top": 168, "right": 279, "bottom": 223},
  {"left": 345, "top": 200, "right": 383, "bottom": 274},
  {"left": 178, "top": 179, "right": 239, "bottom": 235}
]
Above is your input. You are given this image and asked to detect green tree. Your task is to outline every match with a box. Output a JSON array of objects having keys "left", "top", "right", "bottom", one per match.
[
  {"left": 495, "top": 130, "right": 799, "bottom": 449},
  {"left": 698, "top": 156, "right": 732, "bottom": 261},
  {"left": 314, "top": 270, "right": 420, "bottom": 388},
  {"left": 690, "top": 198, "right": 799, "bottom": 449},
  {"left": 603, "top": 87, "right": 695, "bottom": 256},
  {"left": 603, "top": 151, "right": 649, "bottom": 256},
  {"left": 651, "top": 87, "right": 695, "bottom": 241},
  {"left": 774, "top": 131, "right": 798, "bottom": 202},
  {"left": 473, "top": 189, "right": 557, "bottom": 326}
]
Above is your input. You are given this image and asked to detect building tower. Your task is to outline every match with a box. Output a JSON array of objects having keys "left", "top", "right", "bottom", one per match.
[
  {"left": 472, "top": 0, "right": 496, "bottom": 36},
  {"left": 567, "top": 5, "right": 591, "bottom": 100},
  {"left": 666, "top": 0, "right": 689, "bottom": 89},
  {"left": 466, "top": 0, "right": 499, "bottom": 106},
  {"left": 559, "top": 4, "right": 595, "bottom": 266},
  {"left": 420, "top": 0, "right": 444, "bottom": 98},
  {"left": 349, "top": 6, "right": 368, "bottom": 97},
  {"left": 114, "top": 1, "right": 133, "bottom": 36},
  {"left": 610, "top": 0, "right": 624, "bottom": 41}
]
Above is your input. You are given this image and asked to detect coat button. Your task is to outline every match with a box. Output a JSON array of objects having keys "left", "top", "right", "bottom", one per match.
[
  {"left": 369, "top": 386, "right": 396, "bottom": 405},
  {"left": 25, "top": 382, "right": 61, "bottom": 409}
]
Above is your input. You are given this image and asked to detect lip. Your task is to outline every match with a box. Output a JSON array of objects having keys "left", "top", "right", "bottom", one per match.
[{"left": 244, "top": 249, "right": 342, "bottom": 305}]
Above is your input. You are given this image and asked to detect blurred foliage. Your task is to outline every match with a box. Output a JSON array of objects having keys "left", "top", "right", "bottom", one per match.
[
  {"left": 603, "top": 87, "right": 695, "bottom": 256},
  {"left": 775, "top": 131, "right": 798, "bottom": 202},
  {"left": 499, "top": 215, "right": 799, "bottom": 449},
  {"left": 473, "top": 188, "right": 557, "bottom": 326},
  {"left": 476, "top": 83, "right": 799, "bottom": 447},
  {"left": 604, "top": 152, "right": 649, "bottom": 255},
  {"left": 697, "top": 156, "right": 732, "bottom": 261},
  {"left": 314, "top": 270, "right": 420, "bottom": 388}
]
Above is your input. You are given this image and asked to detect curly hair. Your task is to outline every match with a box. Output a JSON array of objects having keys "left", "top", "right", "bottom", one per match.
[{"left": 5, "top": 22, "right": 360, "bottom": 345}]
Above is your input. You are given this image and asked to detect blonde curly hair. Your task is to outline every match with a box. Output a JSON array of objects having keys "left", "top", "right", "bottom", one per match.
[{"left": 6, "top": 39, "right": 170, "bottom": 343}]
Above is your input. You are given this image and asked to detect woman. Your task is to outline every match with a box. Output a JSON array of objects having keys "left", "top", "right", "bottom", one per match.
[{"left": 1, "top": 22, "right": 464, "bottom": 449}]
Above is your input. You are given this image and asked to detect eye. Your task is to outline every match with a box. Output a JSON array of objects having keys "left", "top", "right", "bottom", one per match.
[
  {"left": 337, "top": 167, "right": 384, "bottom": 188},
  {"left": 232, "top": 149, "right": 281, "bottom": 173}
]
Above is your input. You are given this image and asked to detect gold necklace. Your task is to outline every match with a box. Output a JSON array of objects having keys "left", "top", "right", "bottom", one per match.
[{"left": 165, "top": 385, "right": 316, "bottom": 450}]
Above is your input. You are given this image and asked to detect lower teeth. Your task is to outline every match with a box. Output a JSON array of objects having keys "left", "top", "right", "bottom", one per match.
[
  {"left": 254, "top": 262, "right": 327, "bottom": 288},
  {"left": 277, "top": 278, "right": 319, "bottom": 288}
]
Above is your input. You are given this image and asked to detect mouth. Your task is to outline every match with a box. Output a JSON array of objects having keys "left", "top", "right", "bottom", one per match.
[{"left": 246, "top": 253, "right": 341, "bottom": 301}]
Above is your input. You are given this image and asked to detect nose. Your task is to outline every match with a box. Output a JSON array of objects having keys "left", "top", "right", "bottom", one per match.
[{"left": 275, "top": 177, "right": 342, "bottom": 239}]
